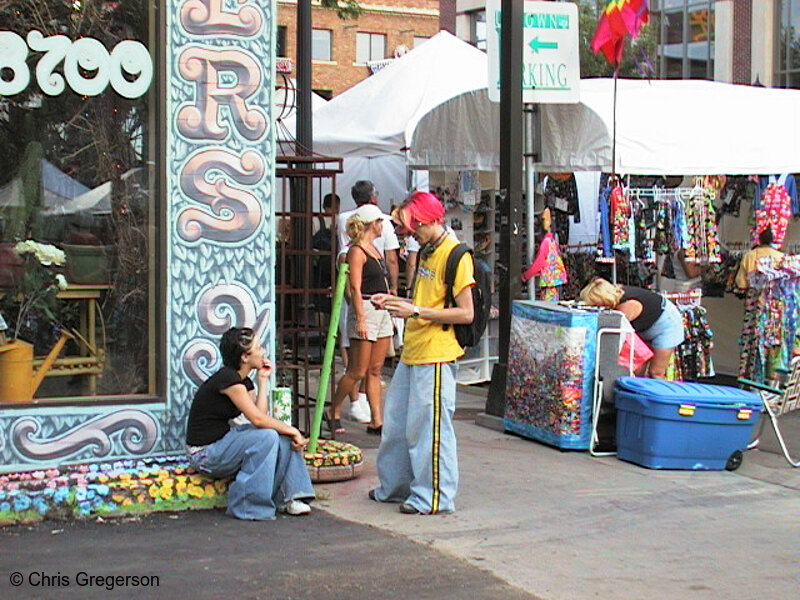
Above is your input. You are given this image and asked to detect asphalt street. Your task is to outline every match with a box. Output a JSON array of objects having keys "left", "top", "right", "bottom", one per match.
[{"left": 0, "top": 508, "right": 538, "bottom": 600}]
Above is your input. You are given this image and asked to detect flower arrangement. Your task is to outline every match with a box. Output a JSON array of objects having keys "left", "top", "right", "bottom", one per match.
[{"left": 0, "top": 240, "right": 68, "bottom": 345}]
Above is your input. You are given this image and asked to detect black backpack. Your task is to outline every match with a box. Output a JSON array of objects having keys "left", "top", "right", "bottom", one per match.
[{"left": 443, "top": 243, "right": 491, "bottom": 348}]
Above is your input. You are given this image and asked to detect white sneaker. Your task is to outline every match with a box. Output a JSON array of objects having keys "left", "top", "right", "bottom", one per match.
[
  {"left": 349, "top": 394, "right": 371, "bottom": 424},
  {"left": 281, "top": 500, "right": 311, "bottom": 516}
]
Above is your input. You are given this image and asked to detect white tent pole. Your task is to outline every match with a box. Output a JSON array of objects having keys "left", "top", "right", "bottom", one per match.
[
  {"left": 610, "top": 69, "right": 619, "bottom": 285},
  {"left": 524, "top": 103, "right": 536, "bottom": 300}
]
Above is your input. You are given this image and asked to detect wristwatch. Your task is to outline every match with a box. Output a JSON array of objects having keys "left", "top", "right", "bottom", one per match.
[{"left": 411, "top": 305, "right": 421, "bottom": 318}]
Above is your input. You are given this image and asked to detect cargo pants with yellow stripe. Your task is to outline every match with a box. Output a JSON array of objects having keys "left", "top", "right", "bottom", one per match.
[{"left": 374, "top": 361, "right": 458, "bottom": 514}]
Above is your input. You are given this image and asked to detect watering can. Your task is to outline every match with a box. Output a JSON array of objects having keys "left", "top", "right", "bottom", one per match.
[{"left": 0, "top": 329, "right": 74, "bottom": 402}]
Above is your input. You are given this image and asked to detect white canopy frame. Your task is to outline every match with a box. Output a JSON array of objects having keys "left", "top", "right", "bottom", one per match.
[{"left": 409, "top": 78, "right": 800, "bottom": 176}]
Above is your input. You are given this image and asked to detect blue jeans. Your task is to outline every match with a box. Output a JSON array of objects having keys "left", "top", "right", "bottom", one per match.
[
  {"left": 189, "top": 425, "right": 315, "bottom": 520},
  {"left": 374, "top": 362, "right": 458, "bottom": 514}
]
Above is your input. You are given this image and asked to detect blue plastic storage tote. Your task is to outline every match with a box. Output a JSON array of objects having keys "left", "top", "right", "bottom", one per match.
[{"left": 614, "top": 377, "right": 761, "bottom": 470}]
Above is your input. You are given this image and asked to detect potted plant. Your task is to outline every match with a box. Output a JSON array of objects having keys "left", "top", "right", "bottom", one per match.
[
  {"left": 61, "top": 230, "right": 114, "bottom": 286},
  {"left": 0, "top": 240, "right": 71, "bottom": 403}
]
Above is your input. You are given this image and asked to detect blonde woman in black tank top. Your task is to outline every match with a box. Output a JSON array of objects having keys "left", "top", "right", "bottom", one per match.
[
  {"left": 327, "top": 204, "right": 393, "bottom": 435},
  {"left": 580, "top": 278, "right": 685, "bottom": 379}
]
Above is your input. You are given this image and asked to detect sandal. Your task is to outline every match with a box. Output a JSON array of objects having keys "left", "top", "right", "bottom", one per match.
[{"left": 325, "top": 415, "right": 345, "bottom": 434}]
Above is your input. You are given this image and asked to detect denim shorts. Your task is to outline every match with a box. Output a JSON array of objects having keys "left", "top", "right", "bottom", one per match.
[{"left": 639, "top": 299, "right": 685, "bottom": 349}]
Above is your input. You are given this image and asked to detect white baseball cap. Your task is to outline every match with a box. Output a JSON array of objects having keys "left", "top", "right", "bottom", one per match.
[{"left": 352, "top": 203, "right": 383, "bottom": 223}]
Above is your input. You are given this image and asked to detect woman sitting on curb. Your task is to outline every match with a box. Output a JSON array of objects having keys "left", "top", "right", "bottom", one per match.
[{"left": 185, "top": 327, "right": 315, "bottom": 520}]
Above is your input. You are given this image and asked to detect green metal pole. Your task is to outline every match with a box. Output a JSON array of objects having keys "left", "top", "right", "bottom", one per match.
[{"left": 307, "top": 263, "right": 349, "bottom": 453}]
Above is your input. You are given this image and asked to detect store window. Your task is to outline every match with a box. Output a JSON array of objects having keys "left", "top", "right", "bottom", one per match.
[
  {"left": 277, "top": 25, "right": 288, "bottom": 58},
  {"left": 653, "top": 0, "right": 715, "bottom": 79},
  {"left": 468, "top": 9, "right": 487, "bottom": 51},
  {"left": 0, "top": 0, "right": 158, "bottom": 402},
  {"left": 413, "top": 36, "right": 429, "bottom": 48},
  {"left": 312, "top": 28, "right": 332, "bottom": 61},
  {"left": 776, "top": 0, "right": 800, "bottom": 87},
  {"left": 356, "top": 32, "right": 386, "bottom": 63}
]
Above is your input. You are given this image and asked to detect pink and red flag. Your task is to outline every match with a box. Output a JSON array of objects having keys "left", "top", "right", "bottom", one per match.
[{"left": 591, "top": 0, "right": 650, "bottom": 66}]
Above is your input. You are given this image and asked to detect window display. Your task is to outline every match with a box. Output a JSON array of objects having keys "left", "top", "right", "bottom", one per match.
[{"left": 0, "top": 0, "right": 156, "bottom": 401}]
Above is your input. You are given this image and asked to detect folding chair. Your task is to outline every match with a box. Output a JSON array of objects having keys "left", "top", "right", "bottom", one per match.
[{"left": 738, "top": 356, "right": 800, "bottom": 467}]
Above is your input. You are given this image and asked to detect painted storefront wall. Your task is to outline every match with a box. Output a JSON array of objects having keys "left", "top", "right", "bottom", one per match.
[{"left": 0, "top": 0, "right": 275, "bottom": 521}]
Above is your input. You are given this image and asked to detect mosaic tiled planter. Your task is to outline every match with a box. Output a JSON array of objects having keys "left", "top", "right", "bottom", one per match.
[
  {"left": 0, "top": 457, "right": 229, "bottom": 526},
  {"left": 0, "top": 440, "right": 365, "bottom": 525},
  {"left": 304, "top": 440, "right": 363, "bottom": 483}
]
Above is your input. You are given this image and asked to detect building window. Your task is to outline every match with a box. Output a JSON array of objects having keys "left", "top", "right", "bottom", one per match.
[
  {"left": 356, "top": 32, "right": 386, "bottom": 63},
  {"left": 277, "top": 25, "right": 287, "bottom": 57},
  {"left": 413, "top": 36, "right": 429, "bottom": 48},
  {"left": 468, "top": 9, "right": 487, "bottom": 51},
  {"left": 312, "top": 29, "right": 332, "bottom": 61},
  {"left": 777, "top": 0, "right": 800, "bottom": 87},
  {"left": 0, "top": 0, "right": 158, "bottom": 402},
  {"left": 653, "top": 0, "right": 715, "bottom": 79}
]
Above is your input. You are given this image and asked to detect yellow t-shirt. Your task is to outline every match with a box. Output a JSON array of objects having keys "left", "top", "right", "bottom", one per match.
[
  {"left": 402, "top": 235, "right": 476, "bottom": 364},
  {"left": 734, "top": 246, "right": 784, "bottom": 290}
]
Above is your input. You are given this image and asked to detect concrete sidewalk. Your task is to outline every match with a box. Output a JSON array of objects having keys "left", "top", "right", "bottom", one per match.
[{"left": 317, "top": 386, "right": 800, "bottom": 600}]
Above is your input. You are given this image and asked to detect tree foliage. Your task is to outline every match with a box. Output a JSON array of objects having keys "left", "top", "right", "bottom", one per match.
[{"left": 319, "top": 0, "right": 361, "bottom": 20}]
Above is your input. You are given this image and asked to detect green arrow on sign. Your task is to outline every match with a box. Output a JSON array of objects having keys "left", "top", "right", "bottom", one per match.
[{"left": 529, "top": 37, "right": 558, "bottom": 53}]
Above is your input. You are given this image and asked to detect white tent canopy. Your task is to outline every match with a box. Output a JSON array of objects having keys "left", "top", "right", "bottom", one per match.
[
  {"left": 42, "top": 168, "right": 143, "bottom": 216},
  {"left": 409, "top": 78, "right": 800, "bottom": 176},
  {"left": 0, "top": 159, "right": 90, "bottom": 209},
  {"left": 313, "top": 30, "right": 488, "bottom": 159},
  {"left": 409, "top": 89, "right": 498, "bottom": 171},
  {"left": 310, "top": 31, "right": 487, "bottom": 207}
]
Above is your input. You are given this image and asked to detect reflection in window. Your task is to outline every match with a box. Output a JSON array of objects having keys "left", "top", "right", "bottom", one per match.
[
  {"left": 468, "top": 9, "right": 487, "bottom": 51},
  {"left": 776, "top": 0, "right": 800, "bottom": 88},
  {"left": 356, "top": 32, "right": 386, "bottom": 63},
  {"left": 277, "top": 25, "right": 287, "bottom": 57},
  {"left": 312, "top": 28, "right": 332, "bottom": 61},
  {"left": 653, "top": 0, "right": 715, "bottom": 79},
  {"left": 0, "top": 0, "right": 156, "bottom": 402}
]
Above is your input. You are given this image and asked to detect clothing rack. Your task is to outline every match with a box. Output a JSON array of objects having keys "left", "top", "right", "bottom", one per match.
[
  {"left": 562, "top": 243, "right": 597, "bottom": 252},
  {"left": 664, "top": 289, "right": 703, "bottom": 308},
  {"left": 741, "top": 257, "right": 800, "bottom": 382}
]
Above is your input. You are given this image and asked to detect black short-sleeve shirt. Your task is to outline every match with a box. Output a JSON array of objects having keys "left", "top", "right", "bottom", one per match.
[
  {"left": 620, "top": 285, "right": 664, "bottom": 333},
  {"left": 185, "top": 367, "right": 254, "bottom": 446}
]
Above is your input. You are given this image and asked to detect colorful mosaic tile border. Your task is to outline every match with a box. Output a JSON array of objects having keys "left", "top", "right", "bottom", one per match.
[
  {"left": 0, "top": 442, "right": 365, "bottom": 525},
  {"left": 0, "top": 456, "right": 229, "bottom": 526}
]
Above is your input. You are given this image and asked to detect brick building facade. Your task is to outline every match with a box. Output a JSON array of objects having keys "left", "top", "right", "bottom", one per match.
[{"left": 277, "top": 0, "right": 441, "bottom": 98}]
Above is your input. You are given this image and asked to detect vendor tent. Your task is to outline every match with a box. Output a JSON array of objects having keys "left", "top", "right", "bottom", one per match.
[
  {"left": 409, "top": 78, "right": 800, "bottom": 176},
  {"left": 42, "top": 168, "right": 144, "bottom": 216},
  {"left": 0, "top": 159, "right": 90, "bottom": 209},
  {"left": 311, "top": 30, "right": 488, "bottom": 207}
]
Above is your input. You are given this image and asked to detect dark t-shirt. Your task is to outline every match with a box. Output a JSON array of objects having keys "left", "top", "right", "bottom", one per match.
[
  {"left": 620, "top": 286, "right": 663, "bottom": 333},
  {"left": 185, "top": 367, "right": 254, "bottom": 446}
]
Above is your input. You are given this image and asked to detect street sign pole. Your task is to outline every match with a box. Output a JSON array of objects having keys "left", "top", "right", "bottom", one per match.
[
  {"left": 486, "top": 0, "right": 524, "bottom": 419},
  {"left": 483, "top": 1, "right": 580, "bottom": 423}
]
